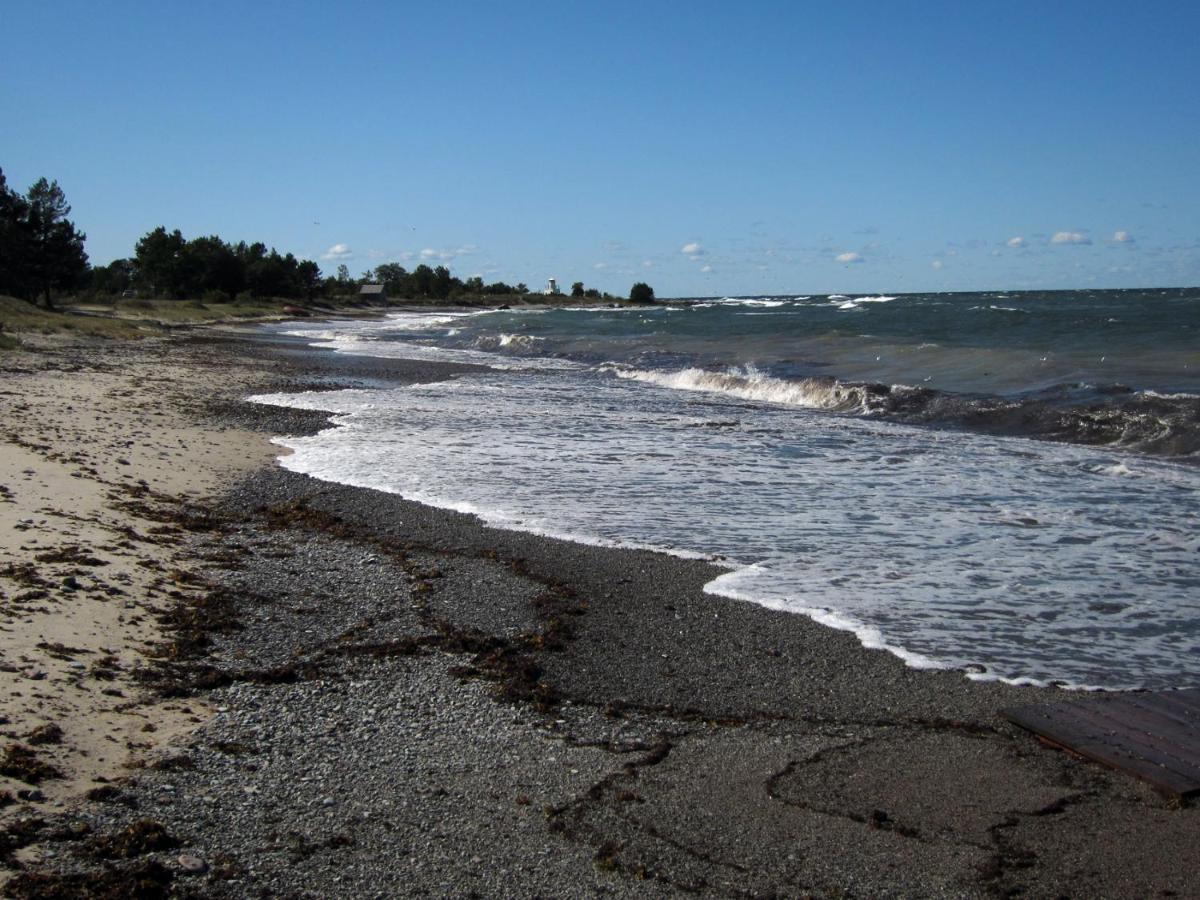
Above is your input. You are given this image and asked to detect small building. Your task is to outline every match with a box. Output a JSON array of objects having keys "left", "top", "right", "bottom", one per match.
[
  {"left": 359, "top": 283, "right": 386, "bottom": 300},
  {"left": 543, "top": 278, "right": 558, "bottom": 295}
]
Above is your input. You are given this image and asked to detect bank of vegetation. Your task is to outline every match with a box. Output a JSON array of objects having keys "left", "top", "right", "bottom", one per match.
[{"left": 0, "top": 167, "right": 656, "bottom": 345}]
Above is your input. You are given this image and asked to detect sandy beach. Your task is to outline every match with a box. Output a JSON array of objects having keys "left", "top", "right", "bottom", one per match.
[{"left": 2, "top": 328, "right": 1198, "bottom": 898}]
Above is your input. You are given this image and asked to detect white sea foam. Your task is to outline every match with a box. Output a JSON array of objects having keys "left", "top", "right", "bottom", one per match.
[
  {"left": 278, "top": 313, "right": 579, "bottom": 370},
  {"left": 706, "top": 567, "right": 950, "bottom": 671},
  {"left": 714, "top": 297, "right": 789, "bottom": 308},
  {"left": 609, "top": 366, "right": 868, "bottom": 411},
  {"left": 835, "top": 295, "right": 898, "bottom": 311},
  {"left": 1141, "top": 389, "right": 1200, "bottom": 400},
  {"left": 495, "top": 333, "right": 545, "bottom": 349}
]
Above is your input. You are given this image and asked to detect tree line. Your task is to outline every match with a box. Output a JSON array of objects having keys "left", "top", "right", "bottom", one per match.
[
  {"left": 1, "top": 167, "right": 654, "bottom": 306},
  {"left": 96, "top": 226, "right": 324, "bottom": 302},
  {"left": 0, "top": 168, "right": 89, "bottom": 308}
]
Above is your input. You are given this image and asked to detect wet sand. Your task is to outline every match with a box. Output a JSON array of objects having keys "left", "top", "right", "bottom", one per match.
[{"left": 1, "top": 329, "right": 1197, "bottom": 898}]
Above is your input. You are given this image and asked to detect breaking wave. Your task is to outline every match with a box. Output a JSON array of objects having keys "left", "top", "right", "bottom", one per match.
[
  {"left": 609, "top": 366, "right": 870, "bottom": 412},
  {"left": 609, "top": 366, "right": 1200, "bottom": 458}
]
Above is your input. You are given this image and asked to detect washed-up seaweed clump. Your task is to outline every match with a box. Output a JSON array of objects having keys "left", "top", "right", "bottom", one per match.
[
  {"left": 87, "top": 819, "right": 180, "bottom": 859},
  {"left": 4, "top": 860, "right": 174, "bottom": 900},
  {"left": 0, "top": 744, "right": 62, "bottom": 784}
]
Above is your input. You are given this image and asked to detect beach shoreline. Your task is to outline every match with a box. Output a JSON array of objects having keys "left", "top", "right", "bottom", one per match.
[{"left": 2, "top": 329, "right": 1197, "bottom": 897}]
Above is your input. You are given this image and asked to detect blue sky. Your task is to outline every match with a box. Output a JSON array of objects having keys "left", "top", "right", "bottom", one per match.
[{"left": 3, "top": 1, "right": 1197, "bottom": 296}]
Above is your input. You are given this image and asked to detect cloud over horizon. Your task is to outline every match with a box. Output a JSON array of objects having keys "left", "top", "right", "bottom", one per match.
[
  {"left": 836, "top": 251, "right": 863, "bottom": 264},
  {"left": 1007, "top": 236, "right": 1027, "bottom": 248},
  {"left": 1051, "top": 231, "right": 1092, "bottom": 245},
  {"left": 321, "top": 243, "right": 353, "bottom": 261},
  {"left": 418, "top": 245, "right": 478, "bottom": 261},
  {"left": 1113, "top": 230, "right": 1134, "bottom": 243},
  {"left": 681, "top": 241, "right": 705, "bottom": 260}
]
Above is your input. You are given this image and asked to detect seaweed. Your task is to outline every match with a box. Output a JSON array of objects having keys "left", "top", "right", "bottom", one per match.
[
  {"left": 87, "top": 819, "right": 180, "bottom": 859},
  {"left": 0, "top": 744, "right": 63, "bottom": 784},
  {"left": 4, "top": 860, "right": 174, "bottom": 899},
  {"left": 25, "top": 724, "right": 64, "bottom": 746}
]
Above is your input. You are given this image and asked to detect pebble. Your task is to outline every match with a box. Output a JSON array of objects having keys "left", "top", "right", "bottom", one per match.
[{"left": 178, "top": 855, "right": 208, "bottom": 874}]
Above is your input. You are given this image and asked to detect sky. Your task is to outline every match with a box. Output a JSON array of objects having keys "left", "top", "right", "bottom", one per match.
[{"left": 3, "top": 1, "right": 1198, "bottom": 297}]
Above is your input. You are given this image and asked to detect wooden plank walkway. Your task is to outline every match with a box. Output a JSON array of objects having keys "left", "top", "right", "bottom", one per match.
[{"left": 1003, "top": 689, "right": 1200, "bottom": 798}]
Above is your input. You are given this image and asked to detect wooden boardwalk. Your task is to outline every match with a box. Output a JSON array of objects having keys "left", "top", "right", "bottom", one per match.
[{"left": 1003, "top": 689, "right": 1200, "bottom": 798}]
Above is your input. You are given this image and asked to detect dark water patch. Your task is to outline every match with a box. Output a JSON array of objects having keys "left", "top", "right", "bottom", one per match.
[{"left": 859, "top": 380, "right": 1200, "bottom": 459}]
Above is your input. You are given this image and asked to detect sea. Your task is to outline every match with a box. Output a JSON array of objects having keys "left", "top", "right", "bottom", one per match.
[{"left": 251, "top": 288, "right": 1200, "bottom": 691}]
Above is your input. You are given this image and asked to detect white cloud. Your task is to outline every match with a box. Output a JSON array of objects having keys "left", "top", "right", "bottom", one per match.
[
  {"left": 1051, "top": 231, "right": 1092, "bottom": 245},
  {"left": 642, "top": 260, "right": 654, "bottom": 268},
  {"left": 931, "top": 259, "right": 944, "bottom": 270},
  {"left": 320, "top": 243, "right": 352, "bottom": 261},
  {"left": 414, "top": 245, "right": 476, "bottom": 262},
  {"left": 1112, "top": 230, "right": 1134, "bottom": 243},
  {"left": 836, "top": 251, "right": 863, "bottom": 264},
  {"left": 681, "top": 241, "right": 705, "bottom": 260},
  {"left": 592, "top": 262, "right": 608, "bottom": 269},
  {"left": 1006, "top": 236, "right": 1026, "bottom": 248},
  {"left": 700, "top": 265, "right": 713, "bottom": 273}
]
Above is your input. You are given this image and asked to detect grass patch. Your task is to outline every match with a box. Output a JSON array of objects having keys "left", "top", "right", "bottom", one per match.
[
  {"left": 0, "top": 293, "right": 348, "bottom": 339},
  {"left": 0, "top": 295, "right": 146, "bottom": 339}
]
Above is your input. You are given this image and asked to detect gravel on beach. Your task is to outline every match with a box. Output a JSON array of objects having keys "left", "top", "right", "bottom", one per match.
[{"left": 5, "top": 332, "right": 1198, "bottom": 899}]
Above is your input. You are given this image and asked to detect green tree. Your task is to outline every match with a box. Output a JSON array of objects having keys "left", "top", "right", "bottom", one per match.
[
  {"left": 90, "top": 258, "right": 134, "bottom": 296},
  {"left": 183, "top": 235, "right": 245, "bottom": 301},
  {"left": 134, "top": 226, "right": 188, "bottom": 297},
  {"left": 24, "top": 178, "right": 89, "bottom": 308},
  {"left": 432, "top": 265, "right": 454, "bottom": 299},
  {"left": 297, "top": 259, "right": 322, "bottom": 300},
  {"left": 629, "top": 282, "right": 655, "bottom": 304},
  {"left": 410, "top": 264, "right": 435, "bottom": 296},
  {"left": 372, "top": 263, "right": 409, "bottom": 295},
  {"left": 571, "top": 281, "right": 584, "bottom": 298},
  {"left": 0, "top": 168, "right": 31, "bottom": 299}
]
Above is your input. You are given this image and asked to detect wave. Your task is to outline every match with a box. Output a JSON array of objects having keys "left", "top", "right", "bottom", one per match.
[
  {"left": 714, "top": 297, "right": 790, "bottom": 308},
  {"left": 461, "top": 332, "right": 548, "bottom": 353},
  {"left": 381, "top": 310, "right": 496, "bottom": 331},
  {"left": 836, "top": 295, "right": 898, "bottom": 310},
  {"left": 869, "top": 382, "right": 1200, "bottom": 458},
  {"left": 610, "top": 365, "right": 1200, "bottom": 458},
  {"left": 610, "top": 365, "right": 871, "bottom": 412}
]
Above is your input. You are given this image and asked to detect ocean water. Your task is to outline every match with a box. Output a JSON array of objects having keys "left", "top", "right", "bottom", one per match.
[{"left": 252, "top": 289, "right": 1200, "bottom": 690}]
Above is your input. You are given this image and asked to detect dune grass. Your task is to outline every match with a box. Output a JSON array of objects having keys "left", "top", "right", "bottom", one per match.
[
  {"left": 0, "top": 294, "right": 324, "bottom": 350},
  {"left": 0, "top": 296, "right": 147, "bottom": 342}
]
